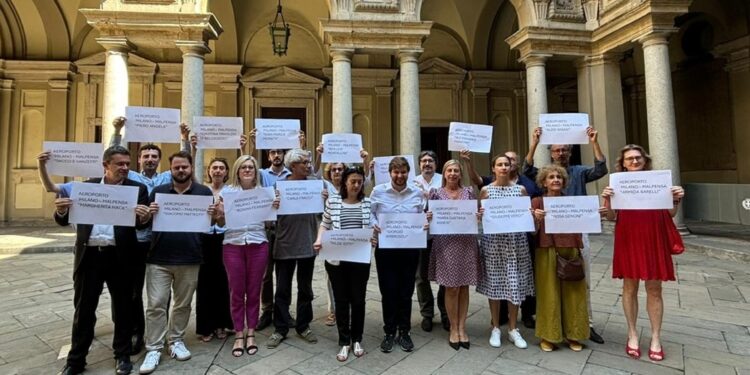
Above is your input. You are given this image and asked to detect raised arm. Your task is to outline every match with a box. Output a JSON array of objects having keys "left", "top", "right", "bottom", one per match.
[
  {"left": 109, "top": 116, "right": 126, "bottom": 147},
  {"left": 36, "top": 151, "right": 61, "bottom": 194},
  {"left": 522, "top": 127, "right": 542, "bottom": 181},
  {"left": 459, "top": 150, "right": 483, "bottom": 188}
]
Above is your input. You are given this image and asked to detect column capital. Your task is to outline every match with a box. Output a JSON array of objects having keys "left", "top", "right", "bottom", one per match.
[
  {"left": 471, "top": 87, "right": 490, "bottom": 98},
  {"left": 330, "top": 48, "right": 354, "bottom": 63},
  {"left": 714, "top": 36, "right": 750, "bottom": 73},
  {"left": 176, "top": 40, "right": 211, "bottom": 58},
  {"left": 374, "top": 86, "right": 393, "bottom": 96},
  {"left": 397, "top": 50, "right": 422, "bottom": 64},
  {"left": 96, "top": 37, "right": 134, "bottom": 53},
  {"left": 637, "top": 33, "right": 671, "bottom": 48},
  {"left": 48, "top": 79, "right": 72, "bottom": 92},
  {"left": 574, "top": 53, "right": 623, "bottom": 68},
  {"left": 1, "top": 79, "right": 14, "bottom": 91},
  {"left": 519, "top": 53, "right": 552, "bottom": 68}
]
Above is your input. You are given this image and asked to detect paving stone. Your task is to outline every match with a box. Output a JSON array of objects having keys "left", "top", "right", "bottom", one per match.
[
  {"left": 685, "top": 357, "right": 736, "bottom": 375},
  {"left": 234, "top": 346, "right": 314, "bottom": 374},
  {"left": 722, "top": 332, "right": 750, "bottom": 356},
  {"left": 580, "top": 363, "right": 631, "bottom": 375},
  {"left": 487, "top": 357, "right": 567, "bottom": 375},
  {"left": 708, "top": 285, "right": 745, "bottom": 302},
  {"left": 683, "top": 344, "right": 750, "bottom": 368},
  {"left": 588, "top": 351, "right": 682, "bottom": 375}
]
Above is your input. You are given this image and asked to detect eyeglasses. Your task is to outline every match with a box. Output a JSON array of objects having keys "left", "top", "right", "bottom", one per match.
[
  {"left": 330, "top": 167, "right": 344, "bottom": 173},
  {"left": 345, "top": 166, "right": 365, "bottom": 174},
  {"left": 420, "top": 159, "right": 435, "bottom": 164},
  {"left": 624, "top": 156, "right": 643, "bottom": 162}
]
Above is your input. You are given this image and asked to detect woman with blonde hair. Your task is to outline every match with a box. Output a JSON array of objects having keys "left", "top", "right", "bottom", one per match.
[
  {"left": 600, "top": 144, "right": 684, "bottom": 361},
  {"left": 216, "top": 155, "right": 279, "bottom": 357},
  {"left": 531, "top": 165, "right": 589, "bottom": 352},
  {"left": 426, "top": 160, "right": 482, "bottom": 350}
]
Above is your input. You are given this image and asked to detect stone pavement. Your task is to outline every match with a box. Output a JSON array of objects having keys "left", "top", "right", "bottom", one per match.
[{"left": 0, "top": 231, "right": 749, "bottom": 374}]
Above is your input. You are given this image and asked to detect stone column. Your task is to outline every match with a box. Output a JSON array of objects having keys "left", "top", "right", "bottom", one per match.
[
  {"left": 331, "top": 48, "right": 354, "bottom": 133},
  {"left": 576, "top": 53, "right": 627, "bottom": 194},
  {"left": 0, "top": 79, "right": 14, "bottom": 221},
  {"left": 639, "top": 33, "right": 684, "bottom": 229},
  {"left": 522, "top": 54, "right": 552, "bottom": 166},
  {"left": 177, "top": 41, "right": 210, "bottom": 179},
  {"left": 715, "top": 36, "right": 750, "bottom": 184},
  {"left": 374, "top": 86, "right": 394, "bottom": 156},
  {"left": 398, "top": 50, "right": 422, "bottom": 157},
  {"left": 97, "top": 37, "right": 133, "bottom": 147}
]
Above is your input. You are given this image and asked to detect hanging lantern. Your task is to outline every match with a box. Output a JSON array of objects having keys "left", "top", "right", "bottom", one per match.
[{"left": 268, "top": 0, "right": 291, "bottom": 56}]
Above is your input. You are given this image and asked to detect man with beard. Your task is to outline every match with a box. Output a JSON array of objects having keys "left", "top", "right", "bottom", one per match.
[
  {"left": 371, "top": 157, "right": 427, "bottom": 353},
  {"left": 38, "top": 117, "right": 191, "bottom": 355},
  {"left": 53, "top": 145, "right": 150, "bottom": 375},
  {"left": 412, "top": 150, "right": 448, "bottom": 332},
  {"left": 522, "top": 126, "right": 608, "bottom": 344},
  {"left": 138, "top": 151, "right": 219, "bottom": 374}
]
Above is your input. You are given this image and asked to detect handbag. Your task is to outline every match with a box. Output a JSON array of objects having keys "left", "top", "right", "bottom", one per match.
[
  {"left": 666, "top": 219, "right": 685, "bottom": 255},
  {"left": 556, "top": 248, "right": 585, "bottom": 281}
]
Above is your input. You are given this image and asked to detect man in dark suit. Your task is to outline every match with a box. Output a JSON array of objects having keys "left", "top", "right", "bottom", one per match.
[{"left": 54, "top": 145, "right": 151, "bottom": 375}]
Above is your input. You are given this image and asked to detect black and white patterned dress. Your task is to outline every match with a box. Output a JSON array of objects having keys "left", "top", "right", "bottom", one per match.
[{"left": 476, "top": 184, "right": 535, "bottom": 304}]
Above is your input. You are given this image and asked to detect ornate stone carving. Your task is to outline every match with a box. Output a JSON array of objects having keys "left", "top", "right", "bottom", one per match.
[
  {"left": 532, "top": 0, "right": 551, "bottom": 21},
  {"left": 548, "top": 0, "right": 585, "bottom": 22},
  {"left": 582, "top": 0, "right": 599, "bottom": 27},
  {"left": 354, "top": 0, "right": 399, "bottom": 13}
]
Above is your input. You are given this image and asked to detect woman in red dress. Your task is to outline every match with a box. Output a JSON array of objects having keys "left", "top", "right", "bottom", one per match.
[{"left": 600, "top": 144, "right": 684, "bottom": 362}]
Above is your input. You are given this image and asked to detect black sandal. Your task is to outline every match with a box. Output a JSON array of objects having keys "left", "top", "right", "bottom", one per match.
[
  {"left": 232, "top": 337, "right": 245, "bottom": 357},
  {"left": 246, "top": 335, "right": 258, "bottom": 355}
]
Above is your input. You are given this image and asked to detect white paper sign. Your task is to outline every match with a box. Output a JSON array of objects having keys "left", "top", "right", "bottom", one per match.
[
  {"left": 539, "top": 113, "right": 590, "bottom": 145},
  {"left": 255, "top": 119, "right": 300, "bottom": 150},
  {"left": 543, "top": 196, "right": 601, "bottom": 234},
  {"left": 429, "top": 199, "right": 479, "bottom": 235},
  {"left": 43, "top": 142, "right": 103, "bottom": 178},
  {"left": 320, "top": 228, "right": 373, "bottom": 264},
  {"left": 194, "top": 116, "right": 243, "bottom": 149},
  {"left": 276, "top": 180, "right": 324, "bottom": 215},
  {"left": 373, "top": 155, "right": 416, "bottom": 186},
  {"left": 610, "top": 170, "right": 673, "bottom": 210},
  {"left": 322, "top": 133, "right": 363, "bottom": 163},
  {"left": 152, "top": 193, "right": 213, "bottom": 232},
  {"left": 68, "top": 182, "right": 139, "bottom": 226},
  {"left": 124, "top": 106, "right": 181, "bottom": 143},
  {"left": 481, "top": 196, "right": 535, "bottom": 234},
  {"left": 448, "top": 122, "right": 493, "bottom": 153},
  {"left": 378, "top": 213, "right": 426, "bottom": 249},
  {"left": 223, "top": 187, "right": 277, "bottom": 229}
]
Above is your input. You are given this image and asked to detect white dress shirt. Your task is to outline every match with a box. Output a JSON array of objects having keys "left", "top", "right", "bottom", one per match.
[{"left": 369, "top": 182, "right": 425, "bottom": 227}]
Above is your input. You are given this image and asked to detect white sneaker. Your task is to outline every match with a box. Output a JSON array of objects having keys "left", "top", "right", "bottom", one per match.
[
  {"left": 169, "top": 341, "right": 192, "bottom": 361},
  {"left": 139, "top": 351, "right": 161, "bottom": 374},
  {"left": 508, "top": 328, "right": 528, "bottom": 349},
  {"left": 489, "top": 327, "right": 502, "bottom": 348}
]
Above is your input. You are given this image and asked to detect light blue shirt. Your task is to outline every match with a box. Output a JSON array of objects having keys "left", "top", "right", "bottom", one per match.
[{"left": 369, "top": 182, "right": 425, "bottom": 228}]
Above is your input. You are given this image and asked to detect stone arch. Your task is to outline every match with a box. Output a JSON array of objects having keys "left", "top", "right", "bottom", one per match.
[
  {"left": 421, "top": 24, "right": 471, "bottom": 68},
  {"left": 0, "top": 0, "right": 26, "bottom": 58},
  {"left": 207, "top": 0, "right": 238, "bottom": 63},
  {"left": 11, "top": 0, "right": 47, "bottom": 59},
  {"left": 508, "top": 0, "right": 536, "bottom": 30},
  {"left": 243, "top": 22, "right": 327, "bottom": 69},
  {"left": 487, "top": 0, "right": 520, "bottom": 70},
  {"left": 30, "top": 0, "right": 70, "bottom": 59}
]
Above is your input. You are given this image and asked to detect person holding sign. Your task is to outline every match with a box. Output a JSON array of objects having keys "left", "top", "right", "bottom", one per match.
[
  {"left": 530, "top": 165, "right": 589, "bottom": 352},
  {"left": 215, "top": 155, "right": 280, "bottom": 357},
  {"left": 266, "top": 149, "right": 324, "bottom": 349},
  {"left": 247, "top": 127, "right": 309, "bottom": 331},
  {"left": 53, "top": 145, "right": 150, "bottom": 375},
  {"left": 313, "top": 167, "right": 374, "bottom": 361},
  {"left": 600, "top": 145, "right": 685, "bottom": 362},
  {"left": 139, "top": 151, "right": 219, "bottom": 375},
  {"left": 477, "top": 154, "right": 535, "bottom": 350},
  {"left": 522, "top": 126, "right": 607, "bottom": 345},
  {"left": 194, "top": 158, "right": 233, "bottom": 344},
  {"left": 413, "top": 150, "right": 449, "bottom": 333},
  {"left": 425, "top": 160, "right": 482, "bottom": 350},
  {"left": 370, "top": 157, "right": 427, "bottom": 353}
]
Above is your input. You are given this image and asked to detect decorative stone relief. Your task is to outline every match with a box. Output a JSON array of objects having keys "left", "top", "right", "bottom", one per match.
[
  {"left": 354, "top": 0, "right": 399, "bottom": 13},
  {"left": 327, "top": 0, "right": 422, "bottom": 21},
  {"left": 102, "top": 0, "right": 207, "bottom": 13},
  {"left": 582, "top": 0, "right": 599, "bottom": 25},
  {"left": 548, "top": 0, "right": 585, "bottom": 22},
  {"left": 532, "top": 0, "right": 551, "bottom": 22}
]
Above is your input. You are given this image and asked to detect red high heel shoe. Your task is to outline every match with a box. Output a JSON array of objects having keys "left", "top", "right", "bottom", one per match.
[
  {"left": 625, "top": 344, "right": 641, "bottom": 359},
  {"left": 648, "top": 348, "right": 665, "bottom": 361}
]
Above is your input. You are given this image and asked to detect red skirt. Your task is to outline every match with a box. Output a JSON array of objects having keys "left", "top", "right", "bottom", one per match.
[{"left": 612, "top": 209, "right": 676, "bottom": 281}]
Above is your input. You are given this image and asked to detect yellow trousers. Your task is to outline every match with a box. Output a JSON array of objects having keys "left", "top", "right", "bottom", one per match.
[{"left": 534, "top": 247, "right": 590, "bottom": 343}]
